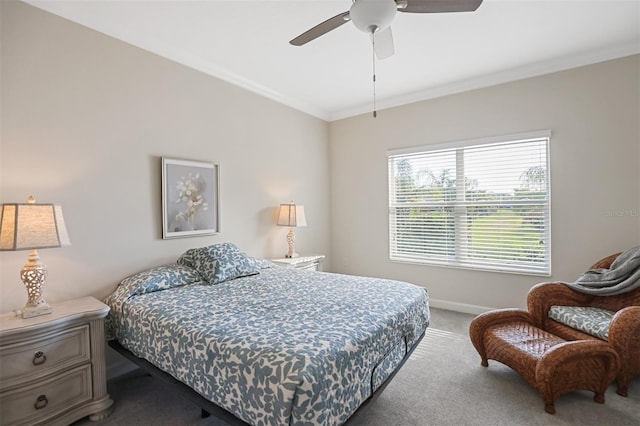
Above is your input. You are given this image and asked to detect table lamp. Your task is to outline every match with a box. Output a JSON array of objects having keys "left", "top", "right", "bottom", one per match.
[
  {"left": 0, "top": 196, "right": 71, "bottom": 318},
  {"left": 277, "top": 202, "right": 307, "bottom": 258}
]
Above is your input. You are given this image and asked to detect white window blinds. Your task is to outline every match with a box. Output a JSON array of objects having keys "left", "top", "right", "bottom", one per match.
[{"left": 388, "top": 132, "right": 551, "bottom": 275}]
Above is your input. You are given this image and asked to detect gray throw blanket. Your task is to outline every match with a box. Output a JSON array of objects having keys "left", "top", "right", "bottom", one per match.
[{"left": 564, "top": 246, "right": 640, "bottom": 295}]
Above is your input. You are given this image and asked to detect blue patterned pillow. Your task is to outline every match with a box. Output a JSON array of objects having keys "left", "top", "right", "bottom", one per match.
[
  {"left": 177, "top": 243, "right": 260, "bottom": 284},
  {"left": 120, "top": 264, "right": 202, "bottom": 297},
  {"left": 548, "top": 306, "right": 615, "bottom": 340}
]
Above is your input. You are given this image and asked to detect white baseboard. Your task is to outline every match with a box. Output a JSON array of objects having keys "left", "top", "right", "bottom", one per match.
[{"left": 429, "top": 298, "right": 495, "bottom": 315}]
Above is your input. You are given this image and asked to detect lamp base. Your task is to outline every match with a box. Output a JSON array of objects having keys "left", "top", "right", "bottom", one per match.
[
  {"left": 20, "top": 249, "right": 52, "bottom": 319},
  {"left": 22, "top": 301, "right": 52, "bottom": 319},
  {"left": 285, "top": 228, "right": 300, "bottom": 259}
]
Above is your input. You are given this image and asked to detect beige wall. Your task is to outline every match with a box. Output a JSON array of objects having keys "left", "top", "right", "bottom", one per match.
[
  {"left": 2, "top": 1, "right": 639, "bottom": 319},
  {"left": 0, "top": 1, "right": 331, "bottom": 313},
  {"left": 329, "top": 55, "right": 640, "bottom": 313}
]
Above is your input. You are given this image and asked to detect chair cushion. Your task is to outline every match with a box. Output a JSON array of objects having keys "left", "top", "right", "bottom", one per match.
[{"left": 548, "top": 306, "right": 615, "bottom": 340}]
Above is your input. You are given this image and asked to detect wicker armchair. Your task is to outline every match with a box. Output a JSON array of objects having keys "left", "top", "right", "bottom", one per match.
[{"left": 527, "top": 252, "right": 640, "bottom": 396}]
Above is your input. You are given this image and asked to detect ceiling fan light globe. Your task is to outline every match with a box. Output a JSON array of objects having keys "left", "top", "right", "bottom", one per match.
[{"left": 350, "top": 0, "right": 397, "bottom": 34}]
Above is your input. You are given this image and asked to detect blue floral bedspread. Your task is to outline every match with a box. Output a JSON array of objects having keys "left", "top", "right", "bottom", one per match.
[{"left": 106, "top": 266, "right": 429, "bottom": 426}]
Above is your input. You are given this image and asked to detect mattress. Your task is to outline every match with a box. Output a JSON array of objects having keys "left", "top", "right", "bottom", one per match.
[{"left": 106, "top": 265, "right": 429, "bottom": 426}]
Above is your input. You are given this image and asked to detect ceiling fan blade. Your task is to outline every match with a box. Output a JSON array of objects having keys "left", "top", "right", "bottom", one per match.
[
  {"left": 290, "top": 11, "right": 351, "bottom": 46},
  {"left": 397, "top": 0, "right": 483, "bottom": 13},
  {"left": 371, "top": 27, "right": 394, "bottom": 60}
]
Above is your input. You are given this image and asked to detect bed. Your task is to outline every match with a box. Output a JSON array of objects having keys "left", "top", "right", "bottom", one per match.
[{"left": 105, "top": 243, "right": 430, "bottom": 426}]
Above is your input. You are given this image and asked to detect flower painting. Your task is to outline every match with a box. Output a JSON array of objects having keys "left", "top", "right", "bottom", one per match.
[
  {"left": 162, "top": 158, "right": 219, "bottom": 239},
  {"left": 175, "top": 172, "right": 208, "bottom": 228}
]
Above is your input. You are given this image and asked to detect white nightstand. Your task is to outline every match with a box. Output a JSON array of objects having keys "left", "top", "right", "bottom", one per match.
[
  {"left": 0, "top": 296, "right": 113, "bottom": 425},
  {"left": 271, "top": 254, "right": 325, "bottom": 271}
]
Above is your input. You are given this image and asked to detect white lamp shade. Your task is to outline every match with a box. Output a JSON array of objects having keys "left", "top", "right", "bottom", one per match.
[
  {"left": 350, "top": 0, "right": 397, "bottom": 33},
  {"left": 277, "top": 203, "right": 307, "bottom": 227},
  {"left": 0, "top": 201, "right": 71, "bottom": 251}
]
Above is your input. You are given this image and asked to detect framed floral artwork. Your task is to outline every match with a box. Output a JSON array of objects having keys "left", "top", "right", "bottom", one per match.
[{"left": 161, "top": 157, "right": 220, "bottom": 239}]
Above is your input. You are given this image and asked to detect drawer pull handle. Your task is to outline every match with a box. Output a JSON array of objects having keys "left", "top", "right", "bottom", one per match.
[
  {"left": 34, "top": 395, "right": 48, "bottom": 410},
  {"left": 33, "top": 351, "right": 46, "bottom": 366}
]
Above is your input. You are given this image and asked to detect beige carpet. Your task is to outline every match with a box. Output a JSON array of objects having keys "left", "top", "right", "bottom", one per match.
[{"left": 75, "top": 308, "right": 639, "bottom": 426}]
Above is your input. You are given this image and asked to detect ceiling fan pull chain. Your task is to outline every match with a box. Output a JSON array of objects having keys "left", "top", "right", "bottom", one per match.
[{"left": 372, "top": 31, "right": 377, "bottom": 118}]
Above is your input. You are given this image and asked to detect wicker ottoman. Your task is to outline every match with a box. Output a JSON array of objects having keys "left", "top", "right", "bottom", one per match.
[{"left": 469, "top": 309, "right": 619, "bottom": 414}]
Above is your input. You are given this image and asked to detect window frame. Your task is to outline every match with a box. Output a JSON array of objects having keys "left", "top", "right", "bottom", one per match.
[{"left": 387, "top": 131, "right": 552, "bottom": 276}]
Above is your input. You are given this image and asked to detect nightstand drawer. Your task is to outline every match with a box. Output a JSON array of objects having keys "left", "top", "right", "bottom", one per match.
[
  {"left": 297, "top": 262, "right": 321, "bottom": 271},
  {"left": 0, "top": 364, "right": 92, "bottom": 426},
  {"left": 0, "top": 325, "right": 90, "bottom": 390},
  {"left": 271, "top": 255, "right": 325, "bottom": 271}
]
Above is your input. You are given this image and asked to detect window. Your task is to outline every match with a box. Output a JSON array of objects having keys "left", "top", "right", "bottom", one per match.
[{"left": 388, "top": 131, "right": 550, "bottom": 275}]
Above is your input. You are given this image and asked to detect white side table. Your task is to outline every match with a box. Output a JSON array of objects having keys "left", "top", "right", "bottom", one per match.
[
  {"left": 0, "top": 296, "right": 113, "bottom": 425},
  {"left": 271, "top": 255, "right": 325, "bottom": 271}
]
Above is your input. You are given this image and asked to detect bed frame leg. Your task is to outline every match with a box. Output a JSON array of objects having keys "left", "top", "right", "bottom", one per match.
[{"left": 201, "top": 408, "right": 211, "bottom": 418}]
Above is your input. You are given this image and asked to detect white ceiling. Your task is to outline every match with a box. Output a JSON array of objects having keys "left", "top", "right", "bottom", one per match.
[{"left": 24, "top": 0, "right": 640, "bottom": 121}]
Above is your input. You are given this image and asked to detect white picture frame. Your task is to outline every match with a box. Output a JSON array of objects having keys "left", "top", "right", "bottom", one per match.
[{"left": 162, "top": 157, "right": 220, "bottom": 239}]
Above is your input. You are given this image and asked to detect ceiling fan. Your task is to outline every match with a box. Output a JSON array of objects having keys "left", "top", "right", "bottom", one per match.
[{"left": 290, "top": 0, "right": 484, "bottom": 59}]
